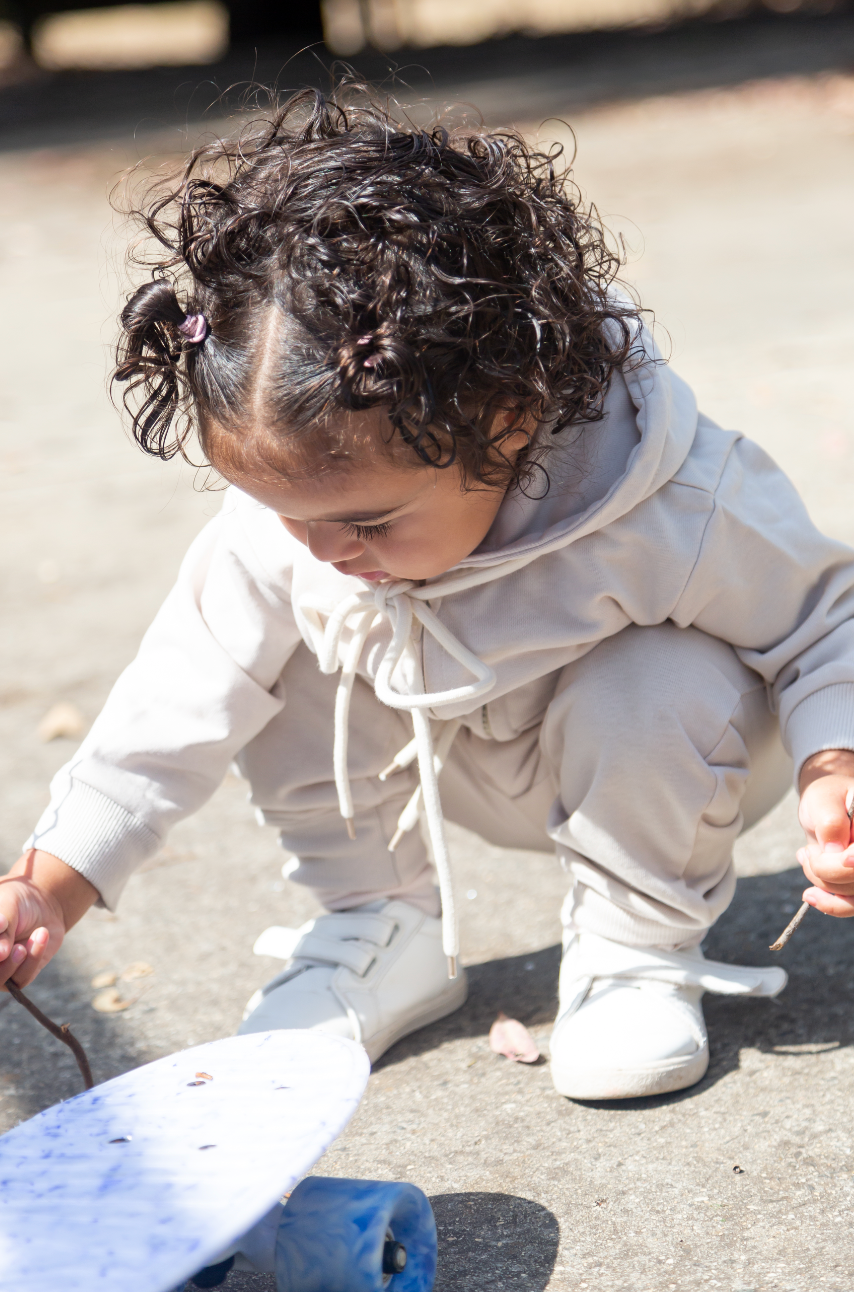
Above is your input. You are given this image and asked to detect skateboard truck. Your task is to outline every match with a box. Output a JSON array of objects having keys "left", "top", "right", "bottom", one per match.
[{"left": 383, "top": 1240, "right": 407, "bottom": 1275}]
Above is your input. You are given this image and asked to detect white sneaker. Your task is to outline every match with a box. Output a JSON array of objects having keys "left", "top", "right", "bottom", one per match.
[
  {"left": 549, "top": 929, "right": 787, "bottom": 1100},
  {"left": 238, "top": 900, "right": 467, "bottom": 1062}
]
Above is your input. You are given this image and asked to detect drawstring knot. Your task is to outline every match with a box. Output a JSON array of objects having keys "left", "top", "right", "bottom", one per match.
[{"left": 299, "top": 575, "right": 504, "bottom": 978}]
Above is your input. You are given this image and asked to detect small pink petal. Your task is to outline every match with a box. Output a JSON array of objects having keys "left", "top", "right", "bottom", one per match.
[{"left": 488, "top": 1012, "right": 540, "bottom": 1064}]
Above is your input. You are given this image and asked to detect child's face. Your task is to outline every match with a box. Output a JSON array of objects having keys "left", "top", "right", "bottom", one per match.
[{"left": 215, "top": 408, "right": 525, "bottom": 582}]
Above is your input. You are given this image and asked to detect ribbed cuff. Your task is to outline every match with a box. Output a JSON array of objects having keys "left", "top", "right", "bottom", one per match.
[
  {"left": 25, "top": 779, "right": 160, "bottom": 911},
  {"left": 784, "top": 683, "right": 854, "bottom": 783},
  {"left": 566, "top": 881, "right": 710, "bottom": 949}
]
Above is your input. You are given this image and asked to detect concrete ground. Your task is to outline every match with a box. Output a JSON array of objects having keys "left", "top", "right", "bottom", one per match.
[{"left": 2, "top": 27, "right": 854, "bottom": 1292}]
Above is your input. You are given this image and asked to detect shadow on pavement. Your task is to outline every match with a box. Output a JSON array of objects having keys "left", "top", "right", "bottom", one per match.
[
  {"left": 374, "top": 942, "right": 561, "bottom": 1071},
  {"left": 381, "top": 866, "right": 854, "bottom": 1106},
  {"left": 0, "top": 953, "right": 153, "bottom": 1128},
  {"left": 2, "top": 11, "right": 854, "bottom": 151},
  {"left": 5, "top": 861, "right": 852, "bottom": 1114},
  {"left": 432, "top": 1191, "right": 560, "bottom": 1291},
  {"left": 161, "top": 1191, "right": 560, "bottom": 1292}
]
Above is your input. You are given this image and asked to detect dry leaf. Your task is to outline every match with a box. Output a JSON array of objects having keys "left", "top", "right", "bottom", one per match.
[
  {"left": 92, "top": 988, "right": 133, "bottom": 1013},
  {"left": 37, "top": 702, "right": 86, "bottom": 743},
  {"left": 488, "top": 1011, "right": 540, "bottom": 1064},
  {"left": 195, "top": 1072, "right": 213, "bottom": 1080},
  {"left": 120, "top": 961, "right": 154, "bottom": 980},
  {"left": 90, "top": 971, "right": 117, "bottom": 989}
]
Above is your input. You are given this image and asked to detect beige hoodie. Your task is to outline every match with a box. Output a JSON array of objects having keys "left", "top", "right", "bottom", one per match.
[{"left": 30, "top": 335, "right": 854, "bottom": 962}]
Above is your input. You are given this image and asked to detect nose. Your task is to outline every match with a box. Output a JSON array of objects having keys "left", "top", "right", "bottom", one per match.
[{"left": 305, "top": 521, "right": 365, "bottom": 564}]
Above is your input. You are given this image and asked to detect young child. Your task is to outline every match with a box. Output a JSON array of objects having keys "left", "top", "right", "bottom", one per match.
[{"left": 3, "top": 86, "right": 854, "bottom": 1101}]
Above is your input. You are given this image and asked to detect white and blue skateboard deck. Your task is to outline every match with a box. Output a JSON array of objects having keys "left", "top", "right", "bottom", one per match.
[{"left": 0, "top": 1030, "right": 370, "bottom": 1292}]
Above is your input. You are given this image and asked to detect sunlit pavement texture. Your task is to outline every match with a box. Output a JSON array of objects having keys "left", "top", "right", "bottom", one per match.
[{"left": 2, "top": 19, "right": 854, "bottom": 1291}]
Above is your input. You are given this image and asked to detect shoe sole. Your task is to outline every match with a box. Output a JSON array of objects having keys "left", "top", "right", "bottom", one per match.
[
  {"left": 363, "top": 972, "right": 469, "bottom": 1064},
  {"left": 550, "top": 1042, "right": 709, "bottom": 1100}
]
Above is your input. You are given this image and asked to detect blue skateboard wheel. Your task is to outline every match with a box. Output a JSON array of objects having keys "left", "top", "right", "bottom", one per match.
[{"left": 276, "top": 1176, "right": 437, "bottom": 1292}]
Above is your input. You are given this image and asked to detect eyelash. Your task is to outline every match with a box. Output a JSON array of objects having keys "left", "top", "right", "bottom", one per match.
[{"left": 343, "top": 521, "right": 393, "bottom": 542}]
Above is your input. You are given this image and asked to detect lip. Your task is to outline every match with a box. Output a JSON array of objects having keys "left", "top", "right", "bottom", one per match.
[{"left": 333, "top": 564, "right": 391, "bottom": 582}]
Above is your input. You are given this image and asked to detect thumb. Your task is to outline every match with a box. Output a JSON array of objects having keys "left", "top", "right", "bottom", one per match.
[{"left": 810, "top": 781, "right": 854, "bottom": 851}]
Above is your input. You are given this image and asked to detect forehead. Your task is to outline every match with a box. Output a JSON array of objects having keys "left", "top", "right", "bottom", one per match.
[
  {"left": 204, "top": 405, "right": 419, "bottom": 478},
  {"left": 203, "top": 411, "right": 435, "bottom": 520},
  {"left": 242, "top": 460, "right": 433, "bottom": 520}
]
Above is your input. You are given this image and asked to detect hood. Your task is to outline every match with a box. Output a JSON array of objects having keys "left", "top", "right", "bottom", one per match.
[{"left": 445, "top": 327, "right": 698, "bottom": 576}]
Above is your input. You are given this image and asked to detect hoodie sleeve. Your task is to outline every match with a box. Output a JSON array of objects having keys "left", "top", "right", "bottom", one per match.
[
  {"left": 27, "top": 492, "right": 304, "bottom": 908},
  {"left": 672, "top": 433, "right": 854, "bottom": 782}
]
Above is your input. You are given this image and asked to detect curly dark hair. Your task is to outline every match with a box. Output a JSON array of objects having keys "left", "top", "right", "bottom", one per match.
[{"left": 113, "top": 81, "right": 642, "bottom": 489}]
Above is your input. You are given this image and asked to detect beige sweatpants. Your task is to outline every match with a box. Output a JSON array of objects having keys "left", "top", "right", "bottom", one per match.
[{"left": 237, "top": 622, "right": 793, "bottom": 949}]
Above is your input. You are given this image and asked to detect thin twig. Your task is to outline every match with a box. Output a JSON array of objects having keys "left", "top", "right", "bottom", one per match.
[
  {"left": 4, "top": 980, "right": 94, "bottom": 1090},
  {"left": 769, "top": 902, "right": 809, "bottom": 951},
  {"left": 770, "top": 786, "right": 854, "bottom": 952}
]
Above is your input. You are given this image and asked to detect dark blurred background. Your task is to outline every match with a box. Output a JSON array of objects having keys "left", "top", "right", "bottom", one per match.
[{"left": 2, "top": 0, "right": 854, "bottom": 148}]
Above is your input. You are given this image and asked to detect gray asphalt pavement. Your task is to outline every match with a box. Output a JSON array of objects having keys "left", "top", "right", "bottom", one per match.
[{"left": 2, "top": 42, "right": 854, "bottom": 1292}]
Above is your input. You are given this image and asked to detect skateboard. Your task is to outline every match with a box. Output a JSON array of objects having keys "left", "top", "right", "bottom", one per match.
[{"left": 0, "top": 1030, "right": 438, "bottom": 1292}]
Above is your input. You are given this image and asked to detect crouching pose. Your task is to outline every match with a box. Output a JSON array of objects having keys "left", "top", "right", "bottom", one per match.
[{"left": 4, "top": 86, "right": 854, "bottom": 1100}]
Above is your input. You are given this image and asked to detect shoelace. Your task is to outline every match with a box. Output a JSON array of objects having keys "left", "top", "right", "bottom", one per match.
[{"left": 299, "top": 558, "right": 536, "bottom": 978}]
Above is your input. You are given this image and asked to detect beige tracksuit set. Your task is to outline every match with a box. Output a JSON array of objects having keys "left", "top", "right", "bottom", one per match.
[{"left": 30, "top": 335, "right": 854, "bottom": 961}]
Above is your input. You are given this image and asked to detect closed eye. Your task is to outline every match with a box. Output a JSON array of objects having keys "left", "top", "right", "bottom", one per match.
[{"left": 343, "top": 521, "right": 392, "bottom": 542}]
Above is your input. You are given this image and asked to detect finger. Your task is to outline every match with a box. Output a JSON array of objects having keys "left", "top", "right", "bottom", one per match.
[
  {"left": 804, "top": 886, "right": 854, "bottom": 917},
  {"left": 803, "top": 840, "right": 854, "bottom": 867},
  {"left": 807, "top": 782, "right": 854, "bottom": 850},
  {"left": 25, "top": 927, "right": 50, "bottom": 959},
  {"left": 799, "top": 843, "right": 854, "bottom": 887},
  {"left": 11, "top": 947, "right": 52, "bottom": 989},
  {"left": 0, "top": 942, "right": 28, "bottom": 987},
  {"left": 0, "top": 909, "right": 13, "bottom": 962}
]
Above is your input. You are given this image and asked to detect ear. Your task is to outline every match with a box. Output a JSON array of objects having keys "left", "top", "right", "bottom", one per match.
[{"left": 490, "top": 405, "right": 536, "bottom": 453}]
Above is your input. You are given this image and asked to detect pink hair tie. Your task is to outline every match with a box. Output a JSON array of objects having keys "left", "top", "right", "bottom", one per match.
[
  {"left": 357, "top": 334, "right": 380, "bottom": 368},
  {"left": 178, "top": 312, "right": 208, "bottom": 344}
]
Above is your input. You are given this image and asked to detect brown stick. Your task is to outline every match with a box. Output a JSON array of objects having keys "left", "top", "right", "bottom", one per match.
[
  {"left": 769, "top": 901, "right": 810, "bottom": 951},
  {"left": 4, "top": 979, "right": 94, "bottom": 1090}
]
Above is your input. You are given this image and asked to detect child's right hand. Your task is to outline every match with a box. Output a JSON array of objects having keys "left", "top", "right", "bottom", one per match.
[{"left": 0, "top": 850, "right": 98, "bottom": 989}]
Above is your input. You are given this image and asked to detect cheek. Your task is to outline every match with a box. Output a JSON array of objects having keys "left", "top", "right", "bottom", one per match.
[{"left": 383, "top": 514, "right": 475, "bottom": 564}]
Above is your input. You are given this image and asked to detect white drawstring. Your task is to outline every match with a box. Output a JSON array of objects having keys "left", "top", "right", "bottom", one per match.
[
  {"left": 386, "top": 719, "right": 461, "bottom": 852},
  {"left": 331, "top": 606, "right": 376, "bottom": 839},
  {"left": 378, "top": 735, "right": 418, "bottom": 781},
  {"left": 299, "top": 569, "right": 523, "bottom": 979}
]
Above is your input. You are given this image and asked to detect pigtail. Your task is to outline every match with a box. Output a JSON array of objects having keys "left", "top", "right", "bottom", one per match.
[{"left": 114, "top": 279, "right": 196, "bottom": 460}]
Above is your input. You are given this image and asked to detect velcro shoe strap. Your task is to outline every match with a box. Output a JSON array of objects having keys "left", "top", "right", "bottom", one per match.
[
  {"left": 567, "top": 931, "right": 788, "bottom": 998},
  {"left": 293, "top": 932, "right": 376, "bottom": 976},
  {"left": 310, "top": 912, "right": 397, "bottom": 947}
]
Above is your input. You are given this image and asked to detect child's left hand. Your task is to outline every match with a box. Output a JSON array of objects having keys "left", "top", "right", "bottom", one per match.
[{"left": 797, "top": 750, "right": 854, "bottom": 916}]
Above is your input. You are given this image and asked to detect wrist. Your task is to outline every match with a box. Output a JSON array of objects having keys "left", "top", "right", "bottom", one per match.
[
  {"left": 6, "top": 850, "right": 99, "bottom": 931},
  {"left": 799, "top": 749, "right": 854, "bottom": 794}
]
